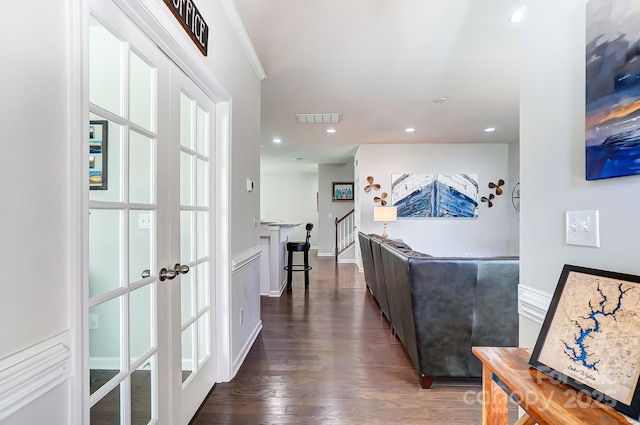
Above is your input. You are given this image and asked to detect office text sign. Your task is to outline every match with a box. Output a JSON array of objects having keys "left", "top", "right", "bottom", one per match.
[{"left": 164, "top": 0, "right": 209, "bottom": 56}]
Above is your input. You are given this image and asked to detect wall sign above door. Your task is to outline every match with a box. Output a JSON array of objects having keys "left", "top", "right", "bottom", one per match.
[{"left": 163, "top": 0, "right": 209, "bottom": 56}]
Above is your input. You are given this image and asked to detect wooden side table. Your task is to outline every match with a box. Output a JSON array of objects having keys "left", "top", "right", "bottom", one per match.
[{"left": 472, "top": 347, "right": 633, "bottom": 425}]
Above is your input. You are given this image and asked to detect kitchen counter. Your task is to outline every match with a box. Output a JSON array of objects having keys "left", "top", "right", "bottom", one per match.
[{"left": 259, "top": 222, "right": 301, "bottom": 296}]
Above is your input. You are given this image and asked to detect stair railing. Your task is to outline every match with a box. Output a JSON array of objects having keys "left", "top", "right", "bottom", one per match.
[{"left": 335, "top": 209, "right": 355, "bottom": 262}]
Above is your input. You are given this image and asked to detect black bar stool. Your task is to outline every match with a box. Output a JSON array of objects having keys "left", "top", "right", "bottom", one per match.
[{"left": 284, "top": 223, "right": 313, "bottom": 290}]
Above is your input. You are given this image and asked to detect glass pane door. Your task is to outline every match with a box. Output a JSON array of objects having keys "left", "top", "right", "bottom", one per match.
[
  {"left": 171, "top": 65, "right": 217, "bottom": 425},
  {"left": 88, "top": 8, "right": 165, "bottom": 424},
  {"left": 179, "top": 92, "right": 211, "bottom": 384}
]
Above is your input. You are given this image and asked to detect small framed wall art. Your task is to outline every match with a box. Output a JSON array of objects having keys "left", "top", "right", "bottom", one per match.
[
  {"left": 332, "top": 182, "right": 354, "bottom": 201},
  {"left": 89, "top": 120, "right": 108, "bottom": 190}
]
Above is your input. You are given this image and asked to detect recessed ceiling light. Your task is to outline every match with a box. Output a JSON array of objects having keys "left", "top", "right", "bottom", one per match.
[
  {"left": 433, "top": 97, "right": 448, "bottom": 103},
  {"left": 273, "top": 137, "right": 282, "bottom": 143},
  {"left": 484, "top": 127, "right": 496, "bottom": 132},
  {"left": 326, "top": 128, "right": 336, "bottom": 133},
  {"left": 509, "top": 7, "right": 526, "bottom": 24},
  {"left": 405, "top": 127, "right": 416, "bottom": 133}
]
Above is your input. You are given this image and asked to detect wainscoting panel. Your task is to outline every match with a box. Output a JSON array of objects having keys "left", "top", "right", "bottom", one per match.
[
  {"left": 0, "top": 332, "right": 71, "bottom": 421},
  {"left": 518, "top": 284, "right": 552, "bottom": 325},
  {"left": 231, "top": 245, "right": 262, "bottom": 273},
  {"left": 227, "top": 246, "right": 263, "bottom": 382}
]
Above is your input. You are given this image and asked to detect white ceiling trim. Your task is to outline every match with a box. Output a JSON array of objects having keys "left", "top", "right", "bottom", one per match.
[{"left": 219, "top": 0, "right": 267, "bottom": 81}]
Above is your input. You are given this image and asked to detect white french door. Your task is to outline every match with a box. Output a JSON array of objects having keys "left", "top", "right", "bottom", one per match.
[
  {"left": 87, "top": 2, "right": 217, "bottom": 424},
  {"left": 170, "top": 64, "right": 217, "bottom": 425}
]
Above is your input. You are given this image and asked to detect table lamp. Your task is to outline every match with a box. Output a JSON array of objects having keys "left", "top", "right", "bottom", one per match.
[{"left": 374, "top": 206, "right": 397, "bottom": 237}]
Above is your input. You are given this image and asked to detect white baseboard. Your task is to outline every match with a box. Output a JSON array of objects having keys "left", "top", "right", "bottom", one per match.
[
  {"left": 231, "top": 320, "right": 262, "bottom": 379},
  {"left": 337, "top": 258, "right": 357, "bottom": 265},
  {"left": 268, "top": 278, "right": 287, "bottom": 297},
  {"left": 89, "top": 357, "right": 119, "bottom": 370},
  {"left": 317, "top": 252, "right": 335, "bottom": 257}
]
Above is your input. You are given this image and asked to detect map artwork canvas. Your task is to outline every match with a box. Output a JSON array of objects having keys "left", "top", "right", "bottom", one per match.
[{"left": 530, "top": 265, "right": 640, "bottom": 418}]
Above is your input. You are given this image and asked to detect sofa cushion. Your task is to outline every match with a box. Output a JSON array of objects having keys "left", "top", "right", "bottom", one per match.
[
  {"left": 409, "top": 258, "right": 477, "bottom": 377},
  {"left": 468, "top": 258, "right": 519, "bottom": 375},
  {"left": 358, "top": 232, "right": 378, "bottom": 297}
]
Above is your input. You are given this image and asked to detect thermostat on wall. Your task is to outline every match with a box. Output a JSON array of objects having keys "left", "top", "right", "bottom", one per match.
[{"left": 247, "top": 178, "right": 254, "bottom": 192}]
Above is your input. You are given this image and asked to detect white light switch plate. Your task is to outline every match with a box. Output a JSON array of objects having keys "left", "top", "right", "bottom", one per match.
[{"left": 566, "top": 210, "right": 600, "bottom": 247}]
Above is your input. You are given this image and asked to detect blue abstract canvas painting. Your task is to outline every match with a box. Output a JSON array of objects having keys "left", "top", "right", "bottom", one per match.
[
  {"left": 586, "top": 0, "right": 640, "bottom": 180},
  {"left": 391, "top": 174, "right": 479, "bottom": 218}
]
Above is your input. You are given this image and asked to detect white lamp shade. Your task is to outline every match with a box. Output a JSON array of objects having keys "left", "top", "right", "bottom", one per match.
[{"left": 374, "top": 206, "right": 397, "bottom": 222}]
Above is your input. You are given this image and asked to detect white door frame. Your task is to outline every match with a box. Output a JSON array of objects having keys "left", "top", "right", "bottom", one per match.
[
  {"left": 74, "top": 0, "right": 233, "bottom": 422},
  {"left": 69, "top": 1, "right": 90, "bottom": 423}
]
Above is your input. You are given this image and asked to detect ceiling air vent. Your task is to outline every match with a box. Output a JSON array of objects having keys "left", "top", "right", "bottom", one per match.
[{"left": 295, "top": 113, "right": 341, "bottom": 124}]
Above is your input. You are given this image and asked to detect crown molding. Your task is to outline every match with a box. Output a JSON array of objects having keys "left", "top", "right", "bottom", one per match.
[{"left": 219, "top": 0, "right": 267, "bottom": 81}]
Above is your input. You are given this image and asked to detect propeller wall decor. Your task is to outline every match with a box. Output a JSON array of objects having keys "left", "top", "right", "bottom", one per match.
[
  {"left": 374, "top": 192, "right": 388, "bottom": 206},
  {"left": 488, "top": 179, "right": 505, "bottom": 195},
  {"left": 363, "top": 176, "right": 381, "bottom": 193},
  {"left": 481, "top": 178, "right": 505, "bottom": 208},
  {"left": 481, "top": 193, "right": 495, "bottom": 208}
]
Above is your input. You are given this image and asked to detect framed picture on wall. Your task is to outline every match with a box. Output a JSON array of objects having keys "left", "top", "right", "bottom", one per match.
[
  {"left": 89, "top": 120, "right": 108, "bottom": 190},
  {"left": 529, "top": 264, "right": 640, "bottom": 418},
  {"left": 332, "top": 182, "right": 353, "bottom": 201}
]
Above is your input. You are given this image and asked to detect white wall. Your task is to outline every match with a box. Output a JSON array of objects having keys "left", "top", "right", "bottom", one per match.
[
  {"left": 260, "top": 170, "right": 319, "bottom": 246},
  {"left": 203, "top": 3, "right": 262, "bottom": 256},
  {"left": 356, "top": 143, "right": 519, "bottom": 257},
  {"left": 1, "top": 384, "right": 69, "bottom": 425},
  {"left": 0, "top": 0, "right": 71, "bottom": 361},
  {"left": 192, "top": 0, "right": 263, "bottom": 383},
  {"left": 520, "top": 0, "right": 640, "bottom": 351},
  {"left": 0, "top": 1, "right": 73, "bottom": 423},
  {"left": 317, "top": 163, "right": 355, "bottom": 255},
  {"left": 259, "top": 164, "right": 354, "bottom": 255}
]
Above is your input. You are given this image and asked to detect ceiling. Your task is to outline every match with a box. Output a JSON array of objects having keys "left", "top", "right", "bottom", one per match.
[{"left": 233, "top": 0, "right": 523, "bottom": 172}]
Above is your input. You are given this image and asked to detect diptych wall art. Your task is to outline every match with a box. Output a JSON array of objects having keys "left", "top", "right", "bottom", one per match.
[
  {"left": 586, "top": 0, "right": 640, "bottom": 180},
  {"left": 390, "top": 174, "right": 479, "bottom": 218}
]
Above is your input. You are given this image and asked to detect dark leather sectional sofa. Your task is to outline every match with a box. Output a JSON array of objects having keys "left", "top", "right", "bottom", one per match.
[{"left": 358, "top": 232, "right": 519, "bottom": 388}]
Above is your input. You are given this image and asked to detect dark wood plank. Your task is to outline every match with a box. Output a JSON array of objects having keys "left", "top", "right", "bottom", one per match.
[{"left": 89, "top": 370, "right": 151, "bottom": 425}]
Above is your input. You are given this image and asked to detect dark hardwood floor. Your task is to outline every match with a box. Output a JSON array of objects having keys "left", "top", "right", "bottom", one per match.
[{"left": 190, "top": 252, "right": 518, "bottom": 424}]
